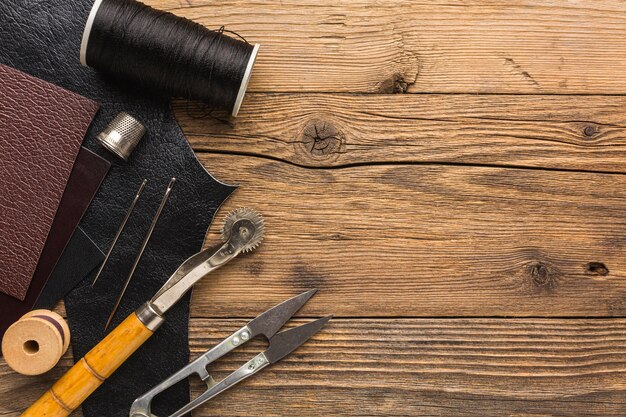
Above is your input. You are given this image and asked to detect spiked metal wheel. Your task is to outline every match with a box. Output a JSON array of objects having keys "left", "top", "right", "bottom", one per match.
[{"left": 221, "top": 208, "right": 265, "bottom": 253}]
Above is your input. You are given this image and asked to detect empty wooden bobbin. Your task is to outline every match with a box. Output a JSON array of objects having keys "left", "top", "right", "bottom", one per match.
[{"left": 1, "top": 309, "right": 70, "bottom": 376}]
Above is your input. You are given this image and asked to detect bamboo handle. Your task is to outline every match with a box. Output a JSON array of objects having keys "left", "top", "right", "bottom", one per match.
[{"left": 21, "top": 312, "right": 154, "bottom": 417}]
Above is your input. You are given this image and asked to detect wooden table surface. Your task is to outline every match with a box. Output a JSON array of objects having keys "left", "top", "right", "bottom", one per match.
[{"left": 3, "top": 1, "right": 626, "bottom": 416}]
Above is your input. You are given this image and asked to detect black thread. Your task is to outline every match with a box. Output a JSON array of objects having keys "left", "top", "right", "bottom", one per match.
[{"left": 86, "top": 0, "right": 255, "bottom": 113}]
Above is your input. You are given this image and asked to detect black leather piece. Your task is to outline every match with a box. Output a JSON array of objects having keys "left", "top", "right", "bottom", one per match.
[
  {"left": 0, "top": 1, "right": 236, "bottom": 416},
  {"left": 35, "top": 227, "right": 104, "bottom": 310}
]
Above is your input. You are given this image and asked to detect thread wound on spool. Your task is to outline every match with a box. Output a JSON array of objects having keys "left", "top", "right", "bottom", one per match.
[
  {"left": 82, "top": 0, "right": 258, "bottom": 116},
  {"left": 80, "top": 0, "right": 104, "bottom": 66},
  {"left": 2, "top": 310, "right": 70, "bottom": 376}
]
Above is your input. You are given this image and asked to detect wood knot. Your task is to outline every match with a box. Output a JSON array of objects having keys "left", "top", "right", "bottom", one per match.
[
  {"left": 378, "top": 72, "right": 413, "bottom": 94},
  {"left": 300, "top": 119, "right": 344, "bottom": 159},
  {"left": 527, "top": 262, "right": 559, "bottom": 290},
  {"left": 329, "top": 233, "right": 349, "bottom": 241},
  {"left": 585, "top": 262, "right": 609, "bottom": 276},
  {"left": 583, "top": 125, "right": 598, "bottom": 138}
]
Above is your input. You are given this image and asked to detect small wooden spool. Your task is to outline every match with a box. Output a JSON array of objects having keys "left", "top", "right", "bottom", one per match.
[{"left": 2, "top": 309, "right": 70, "bottom": 375}]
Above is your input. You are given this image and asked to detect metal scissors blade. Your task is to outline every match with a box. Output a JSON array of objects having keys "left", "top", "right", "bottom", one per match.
[
  {"left": 264, "top": 314, "right": 332, "bottom": 363},
  {"left": 247, "top": 288, "right": 318, "bottom": 339}
]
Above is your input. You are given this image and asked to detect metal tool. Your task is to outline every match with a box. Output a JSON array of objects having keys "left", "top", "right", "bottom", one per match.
[
  {"left": 97, "top": 112, "right": 146, "bottom": 161},
  {"left": 21, "top": 207, "right": 265, "bottom": 417},
  {"left": 105, "top": 178, "right": 176, "bottom": 331},
  {"left": 92, "top": 179, "right": 147, "bottom": 287},
  {"left": 131, "top": 289, "right": 330, "bottom": 417}
]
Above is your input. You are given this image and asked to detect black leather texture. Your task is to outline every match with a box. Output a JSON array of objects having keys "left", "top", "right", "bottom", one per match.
[
  {"left": 0, "top": 1, "right": 236, "bottom": 416},
  {"left": 35, "top": 227, "right": 104, "bottom": 310}
]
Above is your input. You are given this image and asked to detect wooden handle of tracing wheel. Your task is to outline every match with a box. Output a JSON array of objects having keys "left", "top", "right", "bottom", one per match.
[{"left": 21, "top": 312, "right": 154, "bottom": 417}]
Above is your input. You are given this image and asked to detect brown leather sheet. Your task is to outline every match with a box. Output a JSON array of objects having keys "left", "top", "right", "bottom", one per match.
[
  {"left": 0, "top": 64, "right": 99, "bottom": 300},
  {"left": 0, "top": 147, "right": 110, "bottom": 338}
]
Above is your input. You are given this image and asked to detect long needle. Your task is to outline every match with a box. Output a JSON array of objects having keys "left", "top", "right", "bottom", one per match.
[
  {"left": 104, "top": 178, "right": 176, "bottom": 331},
  {"left": 92, "top": 179, "right": 147, "bottom": 287}
]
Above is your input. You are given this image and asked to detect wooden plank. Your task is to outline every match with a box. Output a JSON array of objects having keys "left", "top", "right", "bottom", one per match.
[
  {"left": 177, "top": 94, "right": 626, "bottom": 172},
  {"left": 190, "top": 318, "right": 626, "bottom": 417},
  {"left": 144, "top": 0, "right": 626, "bottom": 94},
  {"left": 3, "top": 319, "right": 626, "bottom": 416},
  {"left": 190, "top": 153, "right": 626, "bottom": 317}
]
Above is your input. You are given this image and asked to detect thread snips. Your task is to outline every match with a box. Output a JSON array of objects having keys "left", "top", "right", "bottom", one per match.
[{"left": 130, "top": 289, "right": 331, "bottom": 417}]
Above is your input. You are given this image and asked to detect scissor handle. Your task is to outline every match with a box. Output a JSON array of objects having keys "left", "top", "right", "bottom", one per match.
[
  {"left": 130, "top": 353, "right": 209, "bottom": 417},
  {"left": 21, "top": 307, "right": 160, "bottom": 417},
  {"left": 130, "top": 325, "right": 253, "bottom": 417},
  {"left": 170, "top": 353, "right": 270, "bottom": 417}
]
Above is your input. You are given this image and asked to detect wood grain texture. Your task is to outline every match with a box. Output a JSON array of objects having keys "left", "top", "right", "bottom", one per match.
[
  {"left": 177, "top": 94, "right": 626, "bottom": 172},
  {"left": 3, "top": 319, "right": 626, "bottom": 416},
  {"left": 188, "top": 153, "right": 626, "bottom": 318},
  {"left": 5, "top": 1, "right": 626, "bottom": 416},
  {"left": 191, "top": 318, "right": 626, "bottom": 417},
  {"left": 143, "top": 0, "right": 626, "bottom": 94}
]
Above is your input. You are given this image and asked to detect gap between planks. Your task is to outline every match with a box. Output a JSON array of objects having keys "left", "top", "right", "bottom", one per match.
[
  {"left": 187, "top": 153, "right": 626, "bottom": 318},
  {"left": 175, "top": 93, "right": 626, "bottom": 174}
]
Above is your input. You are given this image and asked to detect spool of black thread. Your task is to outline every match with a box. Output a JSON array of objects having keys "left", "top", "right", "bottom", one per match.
[{"left": 80, "top": 0, "right": 259, "bottom": 116}]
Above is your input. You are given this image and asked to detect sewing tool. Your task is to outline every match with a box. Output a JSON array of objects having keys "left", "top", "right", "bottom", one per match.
[
  {"left": 92, "top": 179, "right": 147, "bottom": 287},
  {"left": 97, "top": 112, "right": 147, "bottom": 161},
  {"left": 80, "top": 0, "right": 260, "bottom": 116},
  {"left": 131, "top": 290, "right": 330, "bottom": 417},
  {"left": 105, "top": 178, "right": 175, "bottom": 331},
  {"left": 2, "top": 310, "right": 70, "bottom": 376},
  {"left": 21, "top": 208, "right": 264, "bottom": 417}
]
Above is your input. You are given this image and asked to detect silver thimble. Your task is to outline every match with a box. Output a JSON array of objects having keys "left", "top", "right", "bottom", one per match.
[{"left": 97, "top": 112, "right": 146, "bottom": 161}]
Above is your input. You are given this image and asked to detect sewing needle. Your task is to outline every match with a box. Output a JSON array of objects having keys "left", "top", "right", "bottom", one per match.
[
  {"left": 92, "top": 179, "right": 148, "bottom": 287},
  {"left": 104, "top": 177, "right": 176, "bottom": 331}
]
